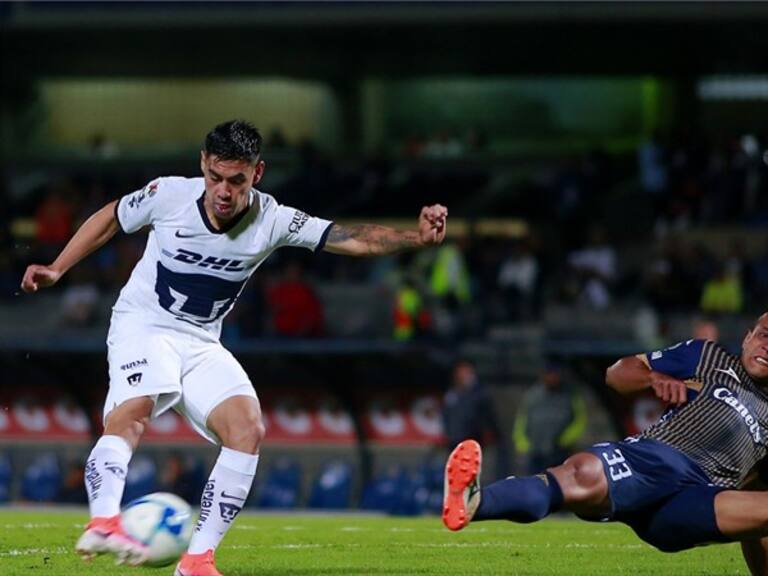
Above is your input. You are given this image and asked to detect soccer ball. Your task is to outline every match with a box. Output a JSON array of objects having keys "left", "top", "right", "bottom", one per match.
[{"left": 121, "top": 492, "right": 195, "bottom": 567}]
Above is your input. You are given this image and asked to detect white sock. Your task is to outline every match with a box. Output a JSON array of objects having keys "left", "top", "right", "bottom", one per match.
[
  {"left": 188, "top": 448, "right": 259, "bottom": 554},
  {"left": 84, "top": 435, "right": 133, "bottom": 518}
]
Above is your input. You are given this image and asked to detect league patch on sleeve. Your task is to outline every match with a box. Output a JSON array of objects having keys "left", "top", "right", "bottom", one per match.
[
  {"left": 145, "top": 181, "right": 159, "bottom": 197},
  {"left": 127, "top": 180, "right": 159, "bottom": 210},
  {"left": 117, "top": 179, "right": 164, "bottom": 233}
]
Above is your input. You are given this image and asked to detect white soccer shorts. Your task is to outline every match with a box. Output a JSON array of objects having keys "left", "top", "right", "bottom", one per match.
[{"left": 104, "top": 315, "right": 257, "bottom": 443}]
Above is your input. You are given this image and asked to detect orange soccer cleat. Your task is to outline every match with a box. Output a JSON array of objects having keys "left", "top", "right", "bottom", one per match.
[
  {"left": 174, "top": 549, "right": 223, "bottom": 576},
  {"left": 75, "top": 514, "right": 149, "bottom": 565},
  {"left": 442, "top": 439, "right": 483, "bottom": 531}
]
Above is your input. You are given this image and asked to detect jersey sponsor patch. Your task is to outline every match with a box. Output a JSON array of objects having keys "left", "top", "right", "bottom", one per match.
[
  {"left": 713, "top": 387, "right": 762, "bottom": 443},
  {"left": 162, "top": 248, "right": 247, "bottom": 272},
  {"left": 154, "top": 262, "right": 246, "bottom": 324},
  {"left": 288, "top": 210, "right": 310, "bottom": 234}
]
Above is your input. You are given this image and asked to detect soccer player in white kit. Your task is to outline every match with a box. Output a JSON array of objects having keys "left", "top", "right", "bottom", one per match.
[{"left": 21, "top": 120, "right": 449, "bottom": 576}]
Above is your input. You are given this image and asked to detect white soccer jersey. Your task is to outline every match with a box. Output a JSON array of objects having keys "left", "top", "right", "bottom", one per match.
[{"left": 112, "top": 176, "right": 333, "bottom": 341}]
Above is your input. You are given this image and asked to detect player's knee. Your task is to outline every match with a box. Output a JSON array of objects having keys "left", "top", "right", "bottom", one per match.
[
  {"left": 107, "top": 414, "right": 148, "bottom": 447},
  {"left": 104, "top": 401, "right": 152, "bottom": 449},
  {"left": 251, "top": 418, "right": 267, "bottom": 446},
  {"left": 125, "top": 416, "right": 149, "bottom": 447},
  {"left": 571, "top": 455, "right": 606, "bottom": 490},
  {"left": 220, "top": 413, "right": 265, "bottom": 454},
  {"left": 554, "top": 453, "right": 607, "bottom": 504}
]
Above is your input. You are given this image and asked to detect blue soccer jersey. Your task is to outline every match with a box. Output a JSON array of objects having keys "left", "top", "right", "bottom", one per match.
[{"left": 640, "top": 339, "right": 768, "bottom": 488}]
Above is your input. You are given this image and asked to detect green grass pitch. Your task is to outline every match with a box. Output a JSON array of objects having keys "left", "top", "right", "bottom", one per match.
[{"left": 0, "top": 509, "right": 746, "bottom": 575}]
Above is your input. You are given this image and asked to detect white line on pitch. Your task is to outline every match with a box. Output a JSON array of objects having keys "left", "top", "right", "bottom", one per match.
[{"left": 0, "top": 547, "right": 69, "bottom": 557}]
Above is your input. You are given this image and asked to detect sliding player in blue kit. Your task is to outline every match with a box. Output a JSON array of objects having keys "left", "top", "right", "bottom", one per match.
[
  {"left": 21, "top": 120, "right": 448, "bottom": 576},
  {"left": 445, "top": 312, "right": 768, "bottom": 575}
]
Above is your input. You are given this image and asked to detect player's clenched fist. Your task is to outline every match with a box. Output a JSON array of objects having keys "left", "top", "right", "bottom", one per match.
[
  {"left": 418, "top": 204, "right": 448, "bottom": 245},
  {"left": 649, "top": 370, "right": 688, "bottom": 406},
  {"left": 21, "top": 264, "right": 61, "bottom": 293}
]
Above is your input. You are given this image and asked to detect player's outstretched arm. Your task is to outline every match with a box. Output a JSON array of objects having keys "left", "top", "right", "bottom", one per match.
[
  {"left": 605, "top": 354, "right": 688, "bottom": 405},
  {"left": 21, "top": 200, "right": 120, "bottom": 293},
  {"left": 322, "top": 204, "right": 448, "bottom": 257}
]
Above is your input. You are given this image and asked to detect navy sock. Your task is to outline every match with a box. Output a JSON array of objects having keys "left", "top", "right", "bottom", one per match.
[{"left": 474, "top": 472, "right": 564, "bottom": 523}]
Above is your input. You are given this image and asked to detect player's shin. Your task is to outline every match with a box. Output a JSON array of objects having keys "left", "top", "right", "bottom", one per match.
[
  {"left": 84, "top": 435, "right": 133, "bottom": 518},
  {"left": 187, "top": 447, "right": 259, "bottom": 554},
  {"left": 474, "top": 472, "right": 563, "bottom": 523}
]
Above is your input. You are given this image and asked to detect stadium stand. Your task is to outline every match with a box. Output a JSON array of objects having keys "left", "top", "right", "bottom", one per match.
[
  {"left": 2, "top": 2, "right": 768, "bottom": 520},
  {"left": 308, "top": 461, "right": 353, "bottom": 510}
]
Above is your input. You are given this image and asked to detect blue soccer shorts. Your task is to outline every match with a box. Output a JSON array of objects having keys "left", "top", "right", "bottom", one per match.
[{"left": 586, "top": 437, "right": 731, "bottom": 552}]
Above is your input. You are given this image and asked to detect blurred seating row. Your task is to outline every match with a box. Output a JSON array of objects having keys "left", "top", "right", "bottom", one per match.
[{"left": 0, "top": 453, "right": 445, "bottom": 516}]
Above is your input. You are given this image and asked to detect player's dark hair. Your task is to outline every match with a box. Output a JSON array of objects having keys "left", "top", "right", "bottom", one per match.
[{"left": 204, "top": 120, "right": 262, "bottom": 164}]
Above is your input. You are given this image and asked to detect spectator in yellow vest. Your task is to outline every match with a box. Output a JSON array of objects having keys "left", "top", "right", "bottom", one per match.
[
  {"left": 514, "top": 361, "right": 587, "bottom": 475},
  {"left": 700, "top": 263, "right": 742, "bottom": 314}
]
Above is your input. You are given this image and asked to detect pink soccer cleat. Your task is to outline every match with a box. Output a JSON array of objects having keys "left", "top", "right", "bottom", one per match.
[
  {"left": 75, "top": 514, "right": 148, "bottom": 565},
  {"left": 442, "top": 439, "right": 483, "bottom": 531},
  {"left": 174, "top": 549, "right": 223, "bottom": 576}
]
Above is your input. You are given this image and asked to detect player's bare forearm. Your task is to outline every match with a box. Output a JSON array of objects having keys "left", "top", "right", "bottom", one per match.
[
  {"left": 323, "top": 224, "right": 423, "bottom": 256},
  {"left": 21, "top": 200, "right": 120, "bottom": 293},
  {"left": 605, "top": 355, "right": 654, "bottom": 394},
  {"left": 606, "top": 354, "right": 688, "bottom": 404},
  {"left": 51, "top": 200, "right": 120, "bottom": 274},
  {"left": 322, "top": 204, "right": 448, "bottom": 257}
]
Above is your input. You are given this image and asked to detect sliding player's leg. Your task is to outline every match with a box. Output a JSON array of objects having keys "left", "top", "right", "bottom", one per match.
[
  {"left": 443, "top": 440, "right": 610, "bottom": 531},
  {"left": 619, "top": 485, "right": 730, "bottom": 552},
  {"left": 444, "top": 436, "right": 719, "bottom": 534},
  {"left": 713, "top": 490, "right": 768, "bottom": 541}
]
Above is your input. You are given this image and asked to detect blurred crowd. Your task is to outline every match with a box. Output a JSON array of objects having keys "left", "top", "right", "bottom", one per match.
[{"left": 2, "top": 128, "right": 768, "bottom": 341}]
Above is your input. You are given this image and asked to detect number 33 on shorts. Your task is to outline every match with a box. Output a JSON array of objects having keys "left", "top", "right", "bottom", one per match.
[{"left": 601, "top": 448, "right": 633, "bottom": 481}]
